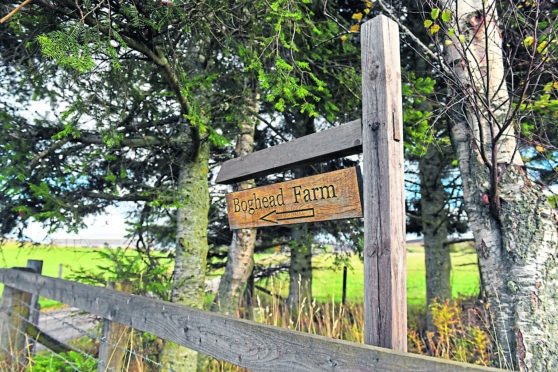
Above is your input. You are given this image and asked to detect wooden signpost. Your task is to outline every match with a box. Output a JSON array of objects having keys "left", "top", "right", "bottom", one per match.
[
  {"left": 217, "top": 15, "right": 405, "bottom": 353},
  {"left": 226, "top": 167, "right": 363, "bottom": 229}
]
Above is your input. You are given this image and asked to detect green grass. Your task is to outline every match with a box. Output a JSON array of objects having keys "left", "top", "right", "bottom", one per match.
[
  {"left": 0, "top": 240, "right": 116, "bottom": 278},
  {"left": 0, "top": 240, "right": 134, "bottom": 309},
  {"left": 256, "top": 242, "right": 480, "bottom": 306},
  {"left": 0, "top": 240, "right": 480, "bottom": 310}
]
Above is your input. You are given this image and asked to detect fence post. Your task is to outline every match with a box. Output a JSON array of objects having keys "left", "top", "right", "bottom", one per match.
[
  {"left": 26, "top": 260, "right": 43, "bottom": 326},
  {"left": 25, "top": 260, "right": 43, "bottom": 359},
  {"left": 361, "top": 15, "right": 407, "bottom": 351},
  {"left": 0, "top": 261, "right": 42, "bottom": 365},
  {"left": 342, "top": 266, "right": 348, "bottom": 306},
  {"left": 98, "top": 281, "right": 133, "bottom": 372}
]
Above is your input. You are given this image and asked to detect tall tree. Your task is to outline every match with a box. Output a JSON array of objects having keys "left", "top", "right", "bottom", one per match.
[
  {"left": 211, "top": 87, "right": 259, "bottom": 316},
  {"left": 1, "top": 1, "right": 361, "bottom": 369},
  {"left": 419, "top": 141, "right": 452, "bottom": 330},
  {"left": 212, "top": 0, "right": 362, "bottom": 315},
  {"left": 286, "top": 112, "right": 316, "bottom": 310},
  {"left": 420, "top": 0, "right": 558, "bottom": 369}
]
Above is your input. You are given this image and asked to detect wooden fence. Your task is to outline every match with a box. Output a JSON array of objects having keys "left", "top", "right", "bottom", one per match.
[
  {"left": 0, "top": 267, "right": 504, "bottom": 371},
  {"left": 0, "top": 15, "right": 507, "bottom": 372}
]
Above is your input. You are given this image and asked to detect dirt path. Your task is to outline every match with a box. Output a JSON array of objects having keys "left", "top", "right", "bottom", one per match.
[{"left": 35, "top": 307, "right": 98, "bottom": 351}]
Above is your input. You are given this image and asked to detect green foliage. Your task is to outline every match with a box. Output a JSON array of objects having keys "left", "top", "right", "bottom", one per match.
[
  {"left": 402, "top": 72, "right": 437, "bottom": 157},
  {"left": 408, "top": 299, "right": 492, "bottom": 366},
  {"left": 37, "top": 30, "right": 95, "bottom": 73},
  {"left": 67, "top": 247, "right": 174, "bottom": 301},
  {"left": 31, "top": 351, "right": 97, "bottom": 371}
]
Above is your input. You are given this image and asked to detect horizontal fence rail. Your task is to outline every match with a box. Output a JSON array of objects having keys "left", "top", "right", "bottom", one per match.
[
  {"left": 216, "top": 119, "right": 362, "bottom": 184},
  {"left": 0, "top": 269, "right": 503, "bottom": 372}
]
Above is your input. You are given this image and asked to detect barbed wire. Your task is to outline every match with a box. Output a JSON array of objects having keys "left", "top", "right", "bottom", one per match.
[
  {"left": 0, "top": 319, "right": 82, "bottom": 371},
  {"left": 0, "top": 343, "right": 29, "bottom": 370},
  {"left": 5, "top": 295, "right": 178, "bottom": 372}
]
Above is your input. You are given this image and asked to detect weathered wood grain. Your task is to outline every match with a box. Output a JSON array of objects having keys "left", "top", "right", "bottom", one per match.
[
  {"left": 361, "top": 16, "right": 407, "bottom": 351},
  {"left": 215, "top": 119, "right": 362, "bottom": 184},
  {"left": 0, "top": 269, "right": 503, "bottom": 372},
  {"left": 98, "top": 281, "right": 132, "bottom": 372},
  {"left": 0, "top": 282, "right": 32, "bottom": 362},
  {"left": 0, "top": 267, "right": 34, "bottom": 363},
  {"left": 226, "top": 167, "right": 363, "bottom": 229}
]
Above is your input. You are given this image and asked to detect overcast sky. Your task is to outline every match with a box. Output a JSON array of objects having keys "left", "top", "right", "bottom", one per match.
[{"left": 24, "top": 205, "right": 129, "bottom": 242}]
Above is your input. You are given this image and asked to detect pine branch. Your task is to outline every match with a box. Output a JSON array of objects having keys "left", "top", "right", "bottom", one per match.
[{"left": 1, "top": 0, "right": 33, "bottom": 23}]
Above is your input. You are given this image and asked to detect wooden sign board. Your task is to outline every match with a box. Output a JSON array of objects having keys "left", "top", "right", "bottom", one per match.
[{"left": 225, "top": 167, "right": 363, "bottom": 229}]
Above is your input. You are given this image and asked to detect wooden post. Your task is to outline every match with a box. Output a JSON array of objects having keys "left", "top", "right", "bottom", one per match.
[
  {"left": 25, "top": 260, "right": 42, "bottom": 358},
  {"left": 0, "top": 268, "right": 35, "bottom": 365},
  {"left": 342, "top": 266, "right": 348, "bottom": 306},
  {"left": 98, "top": 281, "right": 132, "bottom": 372},
  {"left": 26, "top": 260, "right": 43, "bottom": 325},
  {"left": 361, "top": 15, "right": 406, "bottom": 351}
]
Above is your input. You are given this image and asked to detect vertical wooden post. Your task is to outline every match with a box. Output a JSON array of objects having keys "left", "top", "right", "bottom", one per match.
[
  {"left": 361, "top": 15, "right": 406, "bottom": 351},
  {"left": 0, "top": 265, "right": 39, "bottom": 365},
  {"left": 342, "top": 266, "right": 348, "bottom": 306},
  {"left": 98, "top": 281, "right": 132, "bottom": 372},
  {"left": 26, "top": 260, "right": 43, "bottom": 326},
  {"left": 25, "top": 260, "right": 43, "bottom": 358}
]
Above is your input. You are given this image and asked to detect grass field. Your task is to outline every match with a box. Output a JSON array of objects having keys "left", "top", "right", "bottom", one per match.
[
  {"left": 0, "top": 241, "right": 117, "bottom": 278},
  {"left": 0, "top": 240, "right": 480, "bottom": 308},
  {"left": 311, "top": 242, "right": 479, "bottom": 306},
  {"left": 255, "top": 242, "right": 479, "bottom": 306}
]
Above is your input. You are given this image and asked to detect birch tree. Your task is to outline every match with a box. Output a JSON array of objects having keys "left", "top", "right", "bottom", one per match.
[{"left": 420, "top": 0, "right": 558, "bottom": 369}]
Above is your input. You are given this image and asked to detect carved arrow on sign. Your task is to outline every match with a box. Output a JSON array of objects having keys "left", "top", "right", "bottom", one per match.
[
  {"left": 225, "top": 167, "right": 363, "bottom": 229},
  {"left": 259, "top": 208, "right": 315, "bottom": 224}
]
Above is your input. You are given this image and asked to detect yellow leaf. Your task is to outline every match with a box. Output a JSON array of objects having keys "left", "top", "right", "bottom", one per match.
[
  {"left": 537, "top": 41, "right": 548, "bottom": 54},
  {"left": 430, "top": 24, "right": 440, "bottom": 34},
  {"left": 523, "top": 36, "right": 534, "bottom": 47},
  {"left": 364, "top": 8, "right": 369, "bottom": 14},
  {"left": 536, "top": 145, "right": 545, "bottom": 152},
  {"left": 553, "top": 82, "right": 558, "bottom": 89},
  {"left": 424, "top": 20, "right": 433, "bottom": 28},
  {"left": 445, "top": 39, "right": 453, "bottom": 46},
  {"left": 352, "top": 12, "right": 363, "bottom": 20},
  {"left": 341, "top": 35, "right": 348, "bottom": 42},
  {"left": 350, "top": 24, "right": 360, "bottom": 32},
  {"left": 366, "top": 1, "right": 373, "bottom": 7}
]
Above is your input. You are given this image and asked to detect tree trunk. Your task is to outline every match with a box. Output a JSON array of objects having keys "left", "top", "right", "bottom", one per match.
[
  {"left": 160, "top": 140, "right": 210, "bottom": 372},
  {"left": 211, "top": 92, "right": 259, "bottom": 316},
  {"left": 420, "top": 143, "right": 451, "bottom": 331},
  {"left": 443, "top": 1, "right": 558, "bottom": 369},
  {"left": 287, "top": 224, "right": 313, "bottom": 311},
  {"left": 286, "top": 114, "right": 315, "bottom": 311}
]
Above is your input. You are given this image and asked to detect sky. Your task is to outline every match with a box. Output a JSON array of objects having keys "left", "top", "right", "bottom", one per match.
[{"left": 24, "top": 205, "right": 129, "bottom": 242}]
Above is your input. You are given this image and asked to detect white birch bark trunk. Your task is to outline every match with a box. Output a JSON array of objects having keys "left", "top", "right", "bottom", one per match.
[{"left": 442, "top": 0, "right": 558, "bottom": 370}]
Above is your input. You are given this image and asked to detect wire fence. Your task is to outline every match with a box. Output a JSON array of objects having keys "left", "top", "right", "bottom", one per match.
[
  {"left": 1, "top": 292, "right": 177, "bottom": 372},
  {"left": 0, "top": 267, "right": 504, "bottom": 372}
]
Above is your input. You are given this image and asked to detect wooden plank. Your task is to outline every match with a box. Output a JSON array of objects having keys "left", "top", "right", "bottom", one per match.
[
  {"left": 361, "top": 16, "right": 407, "bottom": 351},
  {"left": 98, "top": 281, "right": 132, "bottom": 372},
  {"left": 225, "top": 167, "right": 363, "bottom": 229},
  {"left": 216, "top": 119, "right": 362, "bottom": 184},
  {"left": 0, "top": 269, "right": 504, "bottom": 372}
]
